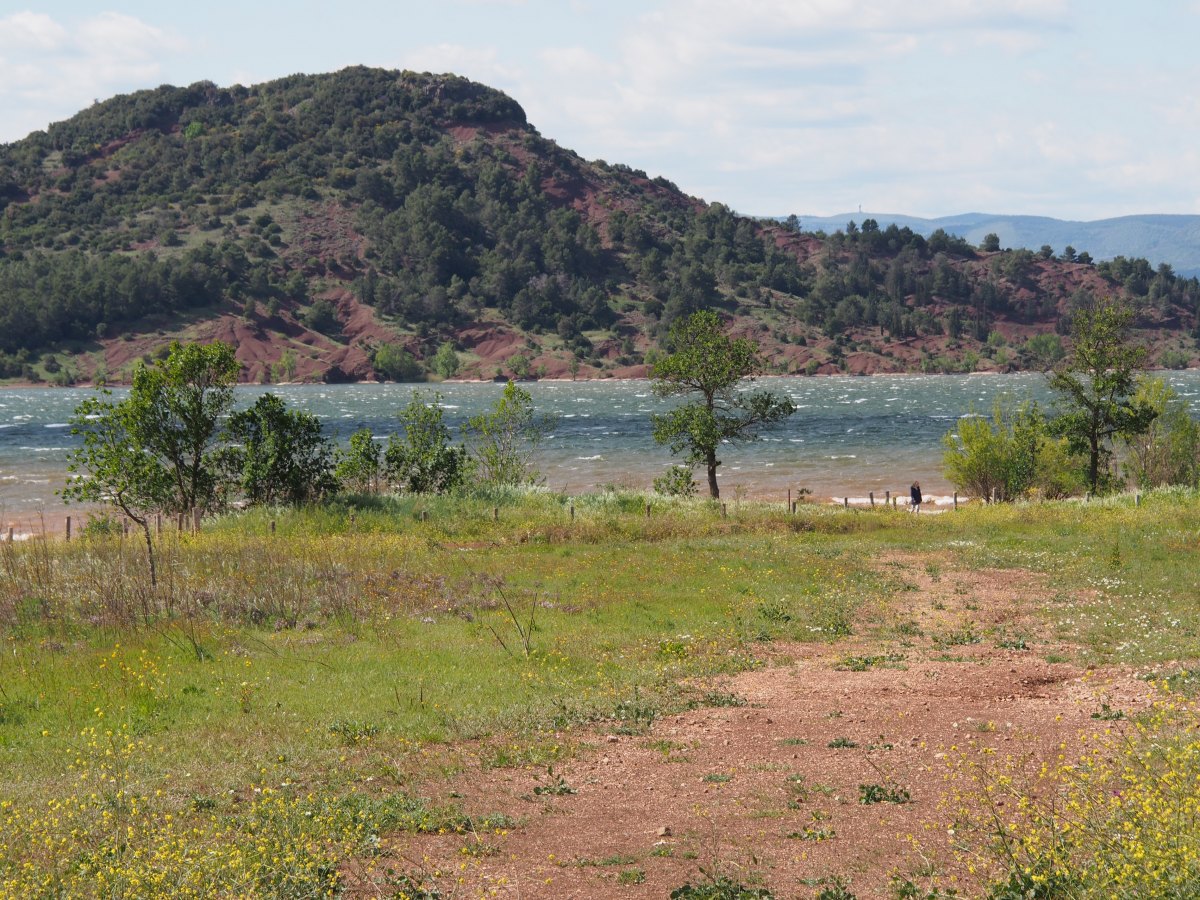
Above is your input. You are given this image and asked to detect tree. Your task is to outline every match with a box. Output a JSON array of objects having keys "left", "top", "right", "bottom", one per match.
[
  {"left": 335, "top": 428, "right": 382, "bottom": 493},
  {"left": 1119, "top": 377, "right": 1200, "bottom": 489},
  {"left": 942, "top": 399, "right": 1075, "bottom": 502},
  {"left": 121, "top": 341, "right": 240, "bottom": 515},
  {"left": 223, "top": 393, "right": 337, "bottom": 505},
  {"left": 372, "top": 343, "right": 423, "bottom": 381},
  {"left": 384, "top": 390, "right": 470, "bottom": 493},
  {"left": 980, "top": 233, "right": 1001, "bottom": 252},
  {"left": 1049, "top": 298, "right": 1157, "bottom": 494},
  {"left": 649, "top": 310, "right": 795, "bottom": 498},
  {"left": 62, "top": 341, "right": 240, "bottom": 585},
  {"left": 432, "top": 342, "right": 459, "bottom": 379},
  {"left": 463, "top": 381, "right": 553, "bottom": 485}
]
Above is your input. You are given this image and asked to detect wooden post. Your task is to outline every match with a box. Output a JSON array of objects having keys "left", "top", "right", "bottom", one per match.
[
  {"left": 721, "top": 502, "right": 727, "bottom": 518},
  {"left": 844, "top": 497, "right": 849, "bottom": 509},
  {"left": 192, "top": 508, "right": 200, "bottom": 533},
  {"left": 869, "top": 491, "right": 874, "bottom": 508},
  {"left": 885, "top": 490, "right": 890, "bottom": 505},
  {"left": 791, "top": 501, "right": 797, "bottom": 514},
  {"left": 65, "top": 516, "right": 71, "bottom": 541},
  {"left": 569, "top": 504, "right": 575, "bottom": 522},
  {"left": 493, "top": 507, "right": 499, "bottom": 522},
  {"left": 177, "top": 513, "right": 183, "bottom": 532},
  {"left": 892, "top": 496, "right": 897, "bottom": 508},
  {"left": 421, "top": 510, "right": 429, "bottom": 522},
  {"left": 6, "top": 527, "right": 12, "bottom": 543},
  {"left": 954, "top": 492, "right": 958, "bottom": 510},
  {"left": 269, "top": 520, "right": 276, "bottom": 535},
  {"left": 1135, "top": 492, "right": 1140, "bottom": 507},
  {"left": 787, "top": 488, "right": 792, "bottom": 510},
  {"left": 349, "top": 512, "right": 356, "bottom": 528},
  {"left": 645, "top": 503, "right": 651, "bottom": 519}
]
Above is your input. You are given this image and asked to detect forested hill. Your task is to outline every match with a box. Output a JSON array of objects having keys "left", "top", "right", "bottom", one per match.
[{"left": 1, "top": 66, "right": 1198, "bottom": 385}]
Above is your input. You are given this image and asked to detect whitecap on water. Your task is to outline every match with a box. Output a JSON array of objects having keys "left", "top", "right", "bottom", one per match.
[
  {"left": 44, "top": 423, "right": 70, "bottom": 429},
  {"left": 577, "top": 455, "right": 603, "bottom": 461}
]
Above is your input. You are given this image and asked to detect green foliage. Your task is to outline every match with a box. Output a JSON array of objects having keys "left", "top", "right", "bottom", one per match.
[
  {"left": 942, "top": 399, "right": 1080, "bottom": 501},
  {"left": 653, "top": 464, "right": 699, "bottom": 497},
  {"left": 432, "top": 342, "right": 460, "bottom": 379},
  {"left": 1049, "top": 298, "right": 1157, "bottom": 493},
  {"left": 1021, "top": 333, "right": 1065, "bottom": 370},
  {"left": 651, "top": 310, "right": 795, "bottom": 498},
  {"left": 300, "top": 299, "right": 340, "bottom": 335},
  {"left": 335, "top": 428, "right": 382, "bottom": 493},
  {"left": 1120, "top": 377, "right": 1200, "bottom": 489},
  {"left": 372, "top": 343, "right": 424, "bottom": 382},
  {"left": 222, "top": 393, "right": 337, "bottom": 505},
  {"left": 1159, "top": 347, "right": 1191, "bottom": 370},
  {"left": 463, "top": 382, "right": 553, "bottom": 486},
  {"left": 670, "top": 876, "right": 774, "bottom": 899},
  {"left": 65, "top": 341, "right": 239, "bottom": 518},
  {"left": 384, "top": 391, "right": 471, "bottom": 494}
]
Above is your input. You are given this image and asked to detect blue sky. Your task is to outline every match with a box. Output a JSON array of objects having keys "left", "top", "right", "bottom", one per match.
[{"left": 1, "top": 1, "right": 1197, "bottom": 220}]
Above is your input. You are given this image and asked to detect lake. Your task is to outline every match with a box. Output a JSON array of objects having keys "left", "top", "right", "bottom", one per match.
[{"left": 4, "top": 372, "right": 1200, "bottom": 529}]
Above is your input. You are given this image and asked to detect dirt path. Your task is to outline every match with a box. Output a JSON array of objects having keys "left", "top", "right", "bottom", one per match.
[{"left": 367, "top": 556, "right": 1156, "bottom": 899}]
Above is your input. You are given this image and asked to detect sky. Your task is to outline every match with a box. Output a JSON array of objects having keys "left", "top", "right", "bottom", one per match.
[{"left": 1, "top": 1, "right": 1197, "bottom": 221}]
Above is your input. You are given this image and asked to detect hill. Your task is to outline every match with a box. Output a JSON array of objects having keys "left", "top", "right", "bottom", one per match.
[
  {"left": 793, "top": 212, "right": 1200, "bottom": 277},
  {"left": 1, "top": 66, "right": 1198, "bottom": 385}
]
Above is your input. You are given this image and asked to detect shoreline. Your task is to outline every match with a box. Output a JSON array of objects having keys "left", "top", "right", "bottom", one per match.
[{"left": 2, "top": 490, "right": 967, "bottom": 541}]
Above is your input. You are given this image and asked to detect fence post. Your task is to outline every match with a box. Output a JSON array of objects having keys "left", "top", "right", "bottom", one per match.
[
  {"left": 493, "top": 507, "right": 499, "bottom": 522},
  {"left": 791, "top": 501, "right": 797, "bottom": 514},
  {"left": 844, "top": 497, "right": 849, "bottom": 509},
  {"left": 721, "top": 502, "right": 727, "bottom": 518},
  {"left": 787, "top": 488, "right": 792, "bottom": 510},
  {"left": 65, "top": 516, "right": 71, "bottom": 541},
  {"left": 869, "top": 491, "right": 874, "bottom": 508},
  {"left": 645, "top": 503, "right": 651, "bottom": 520},
  {"left": 954, "top": 492, "right": 958, "bottom": 510},
  {"left": 6, "top": 527, "right": 12, "bottom": 543},
  {"left": 270, "top": 519, "right": 276, "bottom": 535},
  {"left": 1135, "top": 492, "right": 1140, "bottom": 507},
  {"left": 177, "top": 513, "right": 183, "bottom": 532},
  {"left": 570, "top": 504, "right": 575, "bottom": 522}
]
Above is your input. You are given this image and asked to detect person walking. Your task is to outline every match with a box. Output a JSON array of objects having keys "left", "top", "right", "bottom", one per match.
[{"left": 910, "top": 481, "right": 922, "bottom": 513}]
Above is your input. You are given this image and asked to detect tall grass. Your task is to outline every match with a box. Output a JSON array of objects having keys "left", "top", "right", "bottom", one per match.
[{"left": 3, "top": 487, "right": 1200, "bottom": 894}]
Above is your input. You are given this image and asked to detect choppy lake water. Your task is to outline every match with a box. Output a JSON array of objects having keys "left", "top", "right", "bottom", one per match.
[{"left": 4, "top": 372, "right": 1200, "bottom": 527}]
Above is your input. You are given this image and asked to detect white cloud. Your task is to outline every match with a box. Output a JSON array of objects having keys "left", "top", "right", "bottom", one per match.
[
  {"left": 0, "top": 11, "right": 67, "bottom": 50},
  {"left": 0, "top": 12, "right": 187, "bottom": 142}
]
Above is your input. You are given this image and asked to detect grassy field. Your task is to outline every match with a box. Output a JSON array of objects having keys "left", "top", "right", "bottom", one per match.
[{"left": 2, "top": 488, "right": 1199, "bottom": 896}]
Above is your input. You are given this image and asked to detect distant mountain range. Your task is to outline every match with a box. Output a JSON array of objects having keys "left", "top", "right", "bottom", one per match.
[{"left": 791, "top": 213, "right": 1200, "bottom": 277}]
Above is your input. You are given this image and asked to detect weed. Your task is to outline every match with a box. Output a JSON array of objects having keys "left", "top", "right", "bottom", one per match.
[
  {"left": 670, "top": 875, "right": 774, "bottom": 899},
  {"left": 932, "top": 627, "right": 981, "bottom": 649},
  {"left": 827, "top": 736, "right": 858, "bottom": 749},
  {"left": 1090, "top": 702, "right": 1124, "bottom": 721},
  {"left": 619, "top": 868, "right": 647, "bottom": 885},
  {"left": 786, "top": 826, "right": 836, "bottom": 841},
  {"left": 836, "top": 653, "right": 905, "bottom": 671},
  {"left": 814, "top": 876, "right": 858, "bottom": 899},
  {"left": 703, "top": 772, "right": 733, "bottom": 783},
  {"left": 533, "top": 774, "right": 576, "bottom": 796},
  {"left": 859, "top": 783, "right": 911, "bottom": 804},
  {"left": 687, "top": 690, "right": 747, "bottom": 710},
  {"left": 777, "top": 737, "right": 808, "bottom": 747},
  {"left": 329, "top": 720, "right": 379, "bottom": 745}
]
